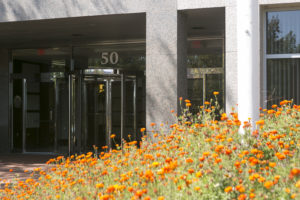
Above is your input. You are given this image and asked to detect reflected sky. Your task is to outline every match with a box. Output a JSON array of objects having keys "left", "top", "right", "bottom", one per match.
[{"left": 267, "top": 10, "right": 300, "bottom": 54}]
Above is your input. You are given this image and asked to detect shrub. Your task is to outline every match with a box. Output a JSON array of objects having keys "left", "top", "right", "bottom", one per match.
[{"left": 1, "top": 97, "right": 299, "bottom": 200}]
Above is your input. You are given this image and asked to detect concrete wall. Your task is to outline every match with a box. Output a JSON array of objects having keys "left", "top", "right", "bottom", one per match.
[
  {"left": 0, "top": 0, "right": 146, "bottom": 22},
  {"left": 146, "top": 1, "right": 187, "bottom": 128},
  {"left": 259, "top": 0, "right": 300, "bottom": 5},
  {"left": 0, "top": 49, "right": 9, "bottom": 153}
]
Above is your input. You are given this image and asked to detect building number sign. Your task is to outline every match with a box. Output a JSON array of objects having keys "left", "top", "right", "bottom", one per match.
[{"left": 100, "top": 52, "right": 119, "bottom": 65}]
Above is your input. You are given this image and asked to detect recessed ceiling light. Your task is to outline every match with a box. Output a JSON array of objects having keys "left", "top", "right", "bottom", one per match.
[
  {"left": 192, "top": 27, "right": 205, "bottom": 30},
  {"left": 72, "top": 33, "right": 84, "bottom": 37}
]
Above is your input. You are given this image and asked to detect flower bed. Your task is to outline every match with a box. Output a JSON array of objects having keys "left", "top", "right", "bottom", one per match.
[{"left": 1, "top": 98, "right": 299, "bottom": 200}]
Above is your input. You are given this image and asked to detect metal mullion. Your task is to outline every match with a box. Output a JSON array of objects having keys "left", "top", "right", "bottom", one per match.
[
  {"left": 266, "top": 54, "right": 300, "bottom": 59},
  {"left": 22, "top": 78, "right": 27, "bottom": 153},
  {"left": 133, "top": 79, "right": 137, "bottom": 143},
  {"left": 8, "top": 52, "right": 13, "bottom": 152},
  {"left": 121, "top": 74, "right": 126, "bottom": 149},
  {"left": 106, "top": 79, "right": 112, "bottom": 150}
]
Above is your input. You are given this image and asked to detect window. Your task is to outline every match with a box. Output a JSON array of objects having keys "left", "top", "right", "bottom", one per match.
[{"left": 265, "top": 10, "right": 300, "bottom": 107}]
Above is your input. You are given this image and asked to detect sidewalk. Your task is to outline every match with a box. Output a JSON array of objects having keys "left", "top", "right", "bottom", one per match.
[{"left": 0, "top": 154, "right": 55, "bottom": 185}]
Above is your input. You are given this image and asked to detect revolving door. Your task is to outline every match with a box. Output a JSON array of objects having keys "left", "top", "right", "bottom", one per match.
[{"left": 73, "top": 69, "right": 144, "bottom": 153}]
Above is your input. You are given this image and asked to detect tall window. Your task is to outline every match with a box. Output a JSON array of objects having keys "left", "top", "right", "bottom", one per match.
[{"left": 266, "top": 10, "right": 300, "bottom": 107}]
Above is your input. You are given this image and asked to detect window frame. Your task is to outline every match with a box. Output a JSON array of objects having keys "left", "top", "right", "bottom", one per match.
[{"left": 263, "top": 6, "right": 300, "bottom": 108}]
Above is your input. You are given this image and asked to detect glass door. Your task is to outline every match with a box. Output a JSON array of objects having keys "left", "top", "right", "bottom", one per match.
[
  {"left": 79, "top": 71, "right": 138, "bottom": 152},
  {"left": 188, "top": 68, "right": 224, "bottom": 114}
]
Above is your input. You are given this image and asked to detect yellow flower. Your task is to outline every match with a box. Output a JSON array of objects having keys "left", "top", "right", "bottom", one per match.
[
  {"left": 213, "top": 91, "right": 219, "bottom": 95},
  {"left": 194, "top": 186, "right": 201, "bottom": 191},
  {"left": 264, "top": 181, "right": 273, "bottom": 189},
  {"left": 110, "top": 134, "right": 116, "bottom": 139},
  {"left": 224, "top": 186, "right": 232, "bottom": 193}
]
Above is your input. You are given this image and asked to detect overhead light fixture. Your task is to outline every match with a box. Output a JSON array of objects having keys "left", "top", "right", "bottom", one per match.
[
  {"left": 72, "top": 33, "right": 84, "bottom": 37},
  {"left": 192, "top": 27, "right": 205, "bottom": 30}
]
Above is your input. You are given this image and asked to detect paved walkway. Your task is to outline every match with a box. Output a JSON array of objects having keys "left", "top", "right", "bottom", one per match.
[{"left": 0, "top": 154, "right": 55, "bottom": 185}]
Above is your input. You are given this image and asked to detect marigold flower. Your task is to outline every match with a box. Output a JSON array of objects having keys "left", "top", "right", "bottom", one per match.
[
  {"left": 213, "top": 91, "right": 219, "bottom": 95},
  {"left": 264, "top": 181, "right": 273, "bottom": 189},
  {"left": 269, "top": 162, "right": 276, "bottom": 168},
  {"left": 96, "top": 183, "right": 104, "bottom": 189},
  {"left": 185, "top": 158, "right": 193, "bottom": 164},
  {"left": 140, "top": 128, "right": 146, "bottom": 132},
  {"left": 249, "top": 193, "right": 256, "bottom": 199},
  {"left": 255, "top": 120, "right": 265, "bottom": 126},
  {"left": 238, "top": 194, "right": 247, "bottom": 200},
  {"left": 224, "top": 186, "right": 232, "bottom": 193},
  {"left": 110, "top": 134, "right": 116, "bottom": 139},
  {"left": 196, "top": 171, "right": 203, "bottom": 178},
  {"left": 157, "top": 196, "right": 165, "bottom": 200},
  {"left": 186, "top": 103, "right": 192, "bottom": 107},
  {"left": 204, "top": 101, "right": 210, "bottom": 105},
  {"left": 194, "top": 186, "right": 201, "bottom": 191},
  {"left": 236, "top": 185, "right": 245, "bottom": 193}
]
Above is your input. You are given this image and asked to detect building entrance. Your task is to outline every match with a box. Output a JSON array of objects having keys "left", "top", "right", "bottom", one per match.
[
  {"left": 10, "top": 46, "right": 146, "bottom": 155},
  {"left": 73, "top": 69, "right": 143, "bottom": 153}
]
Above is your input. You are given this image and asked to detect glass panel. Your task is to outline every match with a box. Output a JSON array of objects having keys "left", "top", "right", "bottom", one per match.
[
  {"left": 111, "top": 80, "right": 121, "bottom": 148},
  {"left": 267, "top": 10, "right": 300, "bottom": 54},
  {"left": 124, "top": 80, "right": 135, "bottom": 142},
  {"left": 55, "top": 79, "right": 69, "bottom": 153},
  {"left": 83, "top": 80, "right": 107, "bottom": 151},
  {"left": 73, "top": 43, "right": 145, "bottom": 71},
  {"left": 267, "top": 59, "right": 300, "bottom": 107},
  {"left": 188, "top": 39, "right": 223, "bottom": 68},
  {"left": 12, "top": 79, "right": 24, "bottom": 152},
  {"left": 187, "top": 39, "right": 225, "bottom": 113},
  {"left": 206, "top": 74, "right": 224, "bottom": 111},
  {"left": 188, "top": 79, "right": 203, "bottom": 113},
  {"left": 12, "top": 48, "right": 70, "bottom": 152}
]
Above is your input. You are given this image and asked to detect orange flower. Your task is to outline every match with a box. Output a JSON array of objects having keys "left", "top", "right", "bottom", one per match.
[
  {"left": 269, "top": 162, "right": 276, "bottom": 168},
  {"left": 236, "top": 185, "right": 245, "bottom": 193},
  {"left": 224, "top": 186, "right": 233, "bottom": 193},
  {"left": 249, "top": 193, "right": 256, "bottom": 199},
  {"left": 264, "top": 181, "right": 273, "bottom": 189},
  {"left": 140, "top": 128, "right": 146, "bottom": 132},
  {"left": 238, "top": 194, "right": 247, "bottom": 200},
  {"left": 290, "top": 168, "right": 300, "bottom": 176},
  {"left": 96, "top": 183, "right": 104, "bottom": 189},
  {"left": 196, "top": 171, "right": 203, "bottom": 178},
  {"left": 185, "top": 158, "right": 194, "bottom": 164},
  {"left": 110, "top": 134, "right": 116, "bottom": 139},
  {"left": 204, "top": 101, "right": 210, "bottom": 105},
  {"left": 186, "top": 103, "right": 192, "bottom": 107},
  {"left": 157, "top": 196, "right": 165, "bottom": 200},
  {"left": 194, "top": 186, "right": 201, "bottom": 191},
  {"left": 213, "top": 91, "right": 219, "bottom": 95},
  {"left": 255, "top": 120, "right": 265, "bottom": 126}
]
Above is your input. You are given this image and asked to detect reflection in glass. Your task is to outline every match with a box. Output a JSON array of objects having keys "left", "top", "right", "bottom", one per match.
[
  {"left": 187, "top": 39, "right": 225, "bottom": 113},
  {"left": 12, "top": 48, "right": 70, "bottom": 153},
  {"left": 74, "top": 43, "right": 145, "bottom": 71},
  {"left": 267, "top": 11, "right": 300, "bottom": 54},
  {"left": 267, "top": 59, "right": 300, "bottom": 107}
]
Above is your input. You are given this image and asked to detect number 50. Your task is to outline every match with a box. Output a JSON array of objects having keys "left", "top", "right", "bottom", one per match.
[{"left": 100, "top": 52, "right": 119, "bottom": 65}]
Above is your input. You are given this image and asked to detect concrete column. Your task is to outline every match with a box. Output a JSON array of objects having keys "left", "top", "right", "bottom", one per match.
[
  {"left": 225, "top": 3, "right": 238, "bottom": 113},
  {"left": 0, "top": 49, "right": 9, "bottom": 153},
  {"left": 146, "top": 2, "right": 187, "bottom": 129},
  {"left": 236, "top": 0, "right": 260, "bottom": 127}
]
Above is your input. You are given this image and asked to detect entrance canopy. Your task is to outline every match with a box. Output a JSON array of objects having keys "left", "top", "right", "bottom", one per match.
[{"left": 0, "top": 13, "right": 146, "bottom": 48}]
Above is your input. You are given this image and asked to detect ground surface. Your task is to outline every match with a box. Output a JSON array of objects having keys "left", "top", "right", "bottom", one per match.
[{"left": 0, "top": 154, "right": 54, "bottom": 186}]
